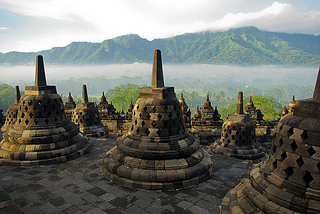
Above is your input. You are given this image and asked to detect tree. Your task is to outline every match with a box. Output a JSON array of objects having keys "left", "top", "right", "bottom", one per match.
[
  {"left": 0, "top": 84, "right": 15, "bottom": 113},
  {"left": 108, "top": 83, "right": 145, "bottom": 113}
]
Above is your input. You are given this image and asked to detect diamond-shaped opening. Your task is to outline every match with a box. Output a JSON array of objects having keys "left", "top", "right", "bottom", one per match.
[
  {"left": 143, "top": 106, "right": 147, "bottom": 112},
  {"left": 22, "top": 101, "right": 25, "bottom": 105},
  {"left": 296, "top": 156, "right": 304, "bottom": 168},
  {"left": 279, "top": 137, "right": 284, "bottom": 147},
  {"left": 136, "top": 127, "right": 140, "bottom": 134},
  {"left": 131, "top": 126, "right": 134, "bottom": 131},
  {"left": 303, "top": 171, "right": 313, "bottom": 185},
  {"left": 24, "top": 106, "right": 28, "bottom": 111},
  {"left": 33, "top": 106, "right": 37, "bottom": 111},
  {"left": 136, "top": 105, "right": 139, "bottom": 110},
  {"left": 133, "top": 112, "right": 135, "bottom": 116},
  {"left": 156, "top": 129, "right": 162, "bottom": 136},
  {"left": 317, "top": 162, "right": 320, "bottom": 171},
  {"left": 52, "top": 105, "right": 56, "bottom": 110},
  {"left": 168, "top": 128, "right": 172, "bottom": 135},
  {"left": 34, "top": 119, "right": 39, "bottom": 125},
  {"left": 284, "top": 166, "right": 293, "bottom": 178},
  {"left": 145, "top": 129, "right": 150, "bottom": 136},
  {"left": 164, "top": 106, "right": 168, "bottom": 112},
  {"left": 307, "top": 147, "right": 316, "bottom": 157},
  {"left": 134, "top": 120, "right": 137, "bottom": 125},
  {"left": 45, "top": 118, "right": 49, "bottom": 124},
  {"left": 38, "top": 112, "right": 43, "bottom": 117},
  {"left": 157, "top": 114, "right": 162, "bottom": 120},
  {"left": 147, "top": 113, "right": 151, "bottom": 119},
  {"left": 239, "top": 135, "right": 243, "bottom": 140},
  {"left": 271, "top": 145, "right": 277, "bottom": 154},
  {"left": 173, "top": 120, "right": 176, "bottom": 126},
  {"left": 21, "top": 113, "right": 25, "bottom": 118},
  {"left": 168, "top": 112, "right": 173, "bottom": 119},
  {"left": 287, "top": 127, "right": 294, "bottom": 137},
  {"left": 301, "top": 130, "right": 308, "bottom": 141},
  {"left": 163, "top": 121, "right": 168, "bottom": 127},
  {"left": 151, "top": 121, "right": 157, "bottom": 128},
  {"left": 25, "top": 119, "right": 29, "bottom": 125},
  {"left": 28, "top": 100, "right": 33, "bottom": 106},
  {"left": 141, "top": 121, "right": 145, "bottom": 126},
  {"left": 272, "top": 160, "right": 277, "bottom": 170},
  {"left": 54, "top": 117, "right": 58, "bottom": 122},
  {"left": 281, "top": 151, "right": 287, "bottom": 161},
  {"left": 139, "top": 113, "right": 142, "bottom": 118},
  {"left": 290, "top": 141, "right": 298, "bottom": 152},
  {"left": 42, "top": 105, "right": 47, "bottom": 111},
  {"left": 152, "top": 106, "right": 156, "bottom": 113},
  {"left": 18, "top": 119, "right": 21, "bottom": 124}
]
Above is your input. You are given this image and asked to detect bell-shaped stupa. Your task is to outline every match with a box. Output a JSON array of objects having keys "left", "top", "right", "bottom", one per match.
[
  {"left": 210, "top": 92, "right": 265, "bottom": 161},
  {"left": 179, "top": 93, "right": 191, "bottom": 127},
  {"left": 1, "top": 86, "right": 21, "bottom": 132},
  {"left": 72, "top": 85, "right": 110, "bottom": 137},
  {"left": 101, "top": 50, "right": 212, "bottom": 190},
  {"left": 221, "top": 68, "right": 320, "bottom": 213},
  {"left": 0, "top": 55, "right": 92, "bottom": 165}
]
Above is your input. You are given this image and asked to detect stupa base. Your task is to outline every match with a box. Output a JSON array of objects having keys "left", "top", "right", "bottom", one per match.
[{"left": 101, "top": 147, "right": 213, "bottom": 190}]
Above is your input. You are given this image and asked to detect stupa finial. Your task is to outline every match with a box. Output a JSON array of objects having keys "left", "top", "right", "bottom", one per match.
[
  {"left": 35, "top": 55, "right": 47, "bottom": 86},
  {"left": 15, "top": 86, "right": 20, "bottom": 104},
  {"left": 151, "top": 49, "right": 164, "bottom": 88},
  {"left": 236, "top": 91, "right": 243, "bottom": 115},
  {"left": 82, "top": 85, "right": 88, "bottom": 103},
  {"left": 313, "top": 68, "right": 320, "bottom": 101}
]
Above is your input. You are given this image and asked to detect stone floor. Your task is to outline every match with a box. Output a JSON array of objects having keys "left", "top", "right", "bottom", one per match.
[{"left": 0, "top": 137, "right": 260, "bottom": 214}]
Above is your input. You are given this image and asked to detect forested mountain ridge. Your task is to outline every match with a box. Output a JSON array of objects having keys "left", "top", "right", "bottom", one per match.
[{"left": 1, "top": 26, "right": 320, "bottom": 66}]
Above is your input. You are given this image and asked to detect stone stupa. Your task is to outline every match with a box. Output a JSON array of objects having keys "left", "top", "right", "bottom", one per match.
[
  {"left": 0, "top": 55, "right": 92, "bottom": 166},
  {"left": 221, "top": 69, "right": 320, "bottom": 213},
  {"left": 64, "top": 92, "right": 76, "bottom": 120},
  {"left": 72, "top": 85, "right": 110, "bottom": 137},
  {"left": 1, "top": 86, "right": 21, "bottom": 132},
  {"left": 179, "top": 93, "right": 191, "bottom": 127},
  {"left": 101, "top": 49, "right": 212, "bottom": 190},
  {"left": 210, "top": 92, "right": 265, "bottom": 162}
]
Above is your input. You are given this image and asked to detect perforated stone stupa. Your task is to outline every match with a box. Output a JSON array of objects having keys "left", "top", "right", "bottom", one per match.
[
  {"left": 244, "top": 96, "right": 264, "bottom": 122},
  {"left": 179, "top": 93, "right": 191, "bottom": 128},
  {"left": 210, "top": 92, "right": 265, "bottom": 161},
  {"left": 64, "top": 92, "right": 75, "bottom": 120},
  {"left": 221, "top": 69, "right": 320, "bottom": 213},
  {"left": 101, "top": 49, "right": 212, "bottom": 190},
  {"left": 1, "top": 86, "right": 21, "bottom": 132},
  {"left": 0, "top": 55, "right": 92, "bottom": 165},
  {"left": 72, "top": 85, "right": 110, "bottom": 137}
]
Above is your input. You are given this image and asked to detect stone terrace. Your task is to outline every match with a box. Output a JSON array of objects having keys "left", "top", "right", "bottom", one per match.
[{"left": 0, "top": 136, "right": 256, "bottom": 214}]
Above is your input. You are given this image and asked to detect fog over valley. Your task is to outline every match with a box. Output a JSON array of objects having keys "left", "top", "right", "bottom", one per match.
[{"left": 0, "top": 64, "right": 318, "bottom": 102}]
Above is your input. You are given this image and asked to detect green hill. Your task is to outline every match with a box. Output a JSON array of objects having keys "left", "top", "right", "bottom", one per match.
[{"left": 1, "top": 26, "right": 320, "bottom": 66}]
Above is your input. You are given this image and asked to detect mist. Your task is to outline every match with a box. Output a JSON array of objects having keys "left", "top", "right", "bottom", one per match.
[{"left": 0, "top": 63, "right": 318, "bottom": 96}]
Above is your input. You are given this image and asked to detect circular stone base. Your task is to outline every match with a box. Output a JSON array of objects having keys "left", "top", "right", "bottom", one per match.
[{"left": 101, "top": 147, "right": 212, "bottom": 190}]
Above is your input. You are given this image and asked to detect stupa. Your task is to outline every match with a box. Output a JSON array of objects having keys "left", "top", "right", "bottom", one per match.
[
  {"left": 72, "top": 85, "right": 110, "bottom": 137},
  {"left": 288, "top": 95, "right": 296, "bottom": 113},
  {"left": 0, "top": 55, "right": 92, "bottom": 165},
  {"left": 244, "top": 96, "right": 264, "bottom": 122},
  {"left": 210, "top": 92, "right": 265, "bottom": 161},
  {"left": 101, "top": 49, "right": 212, "bottom": 190},
  {"left": 179, "top": 93, "right": 191, "bottom": 127},
  {"left": 64, "top": 92, "right": 75, "bottom": 120},
  {"left": 221, "top": 70, "right": 320, "bottom": 213},
  {"left": 1, "top": 86, "right": 21, "bottom": 132}
]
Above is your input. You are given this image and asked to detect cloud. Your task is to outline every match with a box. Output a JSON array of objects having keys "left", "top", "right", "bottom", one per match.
[
  {"left": 0, "top": 27, "right": 9, "bottom": 30},
  {"left": 0, "top": 1, "right": 320, "bottom": 52}
]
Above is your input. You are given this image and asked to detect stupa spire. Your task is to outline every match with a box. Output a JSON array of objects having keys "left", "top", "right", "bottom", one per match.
[
  {"left": 151, "top": 49, "right": 164, "bottom": 88},
  {"left": 82, "top": 85, "right": 88, "bottom": 103},
  {"left": 15, "top": 86, "right": 20, "bottom": 104},
  {"left": 35, "top": 55, "right": 47, "bottom": 86},
  {"left": 236, "top": 91, "right": 243, "bottom": 115},
  {"left": 313, "top": 67, "right": 320, "bottom": 101}
]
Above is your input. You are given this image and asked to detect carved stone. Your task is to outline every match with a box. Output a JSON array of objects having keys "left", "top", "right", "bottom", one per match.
[
  {"left": 0, "top": 55, "right": 92, "bottom": 166},
  {"left": 101, "top": 50, "right": 212, "bottom": 190},
  {"left": 221, "top": 68, "right": 320, "bottom": 213}
]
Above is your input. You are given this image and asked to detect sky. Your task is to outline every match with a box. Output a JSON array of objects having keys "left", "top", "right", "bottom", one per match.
[{"left": 1, "top": 0, "right": 320, "bottom": 53}]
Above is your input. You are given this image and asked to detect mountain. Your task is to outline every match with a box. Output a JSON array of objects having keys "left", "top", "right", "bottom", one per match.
[{"left": 1, "top": 26, "right": 320, "bottom": 66}]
